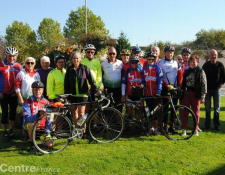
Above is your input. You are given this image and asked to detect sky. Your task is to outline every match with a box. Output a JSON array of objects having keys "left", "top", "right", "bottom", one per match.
[{"left": 1, "top": 0, "right": 225, "bottom": 46}]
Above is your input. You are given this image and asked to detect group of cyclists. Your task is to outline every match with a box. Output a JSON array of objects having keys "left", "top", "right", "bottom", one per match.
[{"left": 0, "top": 43, "right": 223, "bottom": 152}]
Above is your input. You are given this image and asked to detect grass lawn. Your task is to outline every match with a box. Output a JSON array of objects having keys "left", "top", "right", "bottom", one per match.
[{"left": 0, "top": 98, "right": 225, "bottom": 175}]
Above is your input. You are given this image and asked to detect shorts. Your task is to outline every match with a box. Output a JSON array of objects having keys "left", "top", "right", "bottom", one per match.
[
  {"left": 126, "top": 96, "right": 142, "bottom": 107},
  {"left": 70, "top": 96, "right": 88, "bottom": 105}
]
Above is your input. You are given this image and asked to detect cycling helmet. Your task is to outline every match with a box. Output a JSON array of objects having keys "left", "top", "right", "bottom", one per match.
[
  {"left": 5, "top": 47, "right": 19, "bottom": 56},
  {"left": 164, "top": 45, "right": 175, "bottom": 52},
  {"left": 84, "top": 44, "right": 96, "bottom": 51},
  {"left": 146, "top": 52, "right": 157, "bottom": 58},
  {"left": 129, "top": 56, "right": 139, "bottom": 62},
  {"left": 54, "top": 54, "right": 65, "bottom": 64},
  {"left": 132, "top": 46, "right": 141, "bottom": 52},
  {"left": 31, "top": 81, "right": 44, "bottom": 88},
  {"left": 120, "top": 49, "right": 130, "bottom": 55},
  {"left": 181, "top": 47, "right": 192, "bottom": 54}
]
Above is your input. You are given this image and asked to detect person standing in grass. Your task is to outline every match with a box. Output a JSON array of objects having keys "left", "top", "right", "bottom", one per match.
[
  {"left": 37, "top": 56, "right": 53, "bottom": 99},
  {"left": 0, "top": 47, "right": 22, "bottom": 142},
  {"left": 180, "top": 55, "right": 207, "bottom": 136},
  {"left": 202, "top": 49, "right": 225, "bottom": 131}
]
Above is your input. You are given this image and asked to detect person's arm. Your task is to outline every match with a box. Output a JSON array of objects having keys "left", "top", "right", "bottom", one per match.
[
  {"left": 96, "top": 61, "right": 102, "bottom": 89},
  {"left": 15, "top": 71, "right": 24, "bottom": 104},
  {"left": 86, "top": 66, "right": 98, "bottom": 94},
  {"left": 157, "top": 67, "right": 163, "bottom": 95},
  {"left": 64, "top": 67, "right": 70, "bottom": 94},
  {"left": 46, "top": 70, "right": 55, "bottom": 100},
  {"left": 22, "top": 101, "right": 37, "bottom": 123}
]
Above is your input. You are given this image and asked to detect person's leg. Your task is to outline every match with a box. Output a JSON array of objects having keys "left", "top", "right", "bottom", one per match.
[
  {"left": 181, "top": 92, "right": 191, "bottom": 130},
  {"left": 71, "top": 105, "right": 78, "bottom": 127},
  {"left": 1, "top": 94, "right": 9, "bottom": 131},
  {"left": 78, "top": 105, "right": 86, "bottom": 133},
  {"left": 8, "top": 95, "right": 18, "bottom": 137},
  {"left": 204, "top": 89, "right": 212, "bottom": 129},
  {"left": 161, "top": 87, "right": 169, "bottom": 127},
  {"left": 189, "top": 94, "right": 201, "bottom": 131},
  {"left": 213, "top": 89, "right": 221, "bottom": 129}
]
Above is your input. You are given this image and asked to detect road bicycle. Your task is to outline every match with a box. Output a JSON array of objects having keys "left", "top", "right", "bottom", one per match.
[
  {"left": 116, "top": 87, "right": 197, "bottom": 141},
  {"left": 32, "top": 93, "right": 124, "bottom": 154}
]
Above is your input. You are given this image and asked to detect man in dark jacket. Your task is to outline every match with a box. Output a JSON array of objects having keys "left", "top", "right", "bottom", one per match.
[{"left": 202, "top": 49, "right": 225, "bottom": 131}]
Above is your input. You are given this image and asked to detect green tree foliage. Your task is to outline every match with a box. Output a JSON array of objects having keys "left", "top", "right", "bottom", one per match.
[
  {"left": 5, "top": 21, "right": 38, "bottom": 63},
  {"left": 0, "top": 35, "right": 5, "bottom": 60},
  {"left": 63, "top": 6, "right": 109, "bottom": 43},
  {"left": 194, "top": 29, "right": 225, "bottom": 50},
  {"left": 37, "top": 18, "right": 64, "bottom": 48},
  {"left": 116, "top": 31, "right": 131, "bottom": 58}
]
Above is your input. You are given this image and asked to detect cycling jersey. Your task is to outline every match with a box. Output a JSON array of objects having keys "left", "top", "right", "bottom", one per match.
[
  {"left": 181, "top": 62, "right": 190, "bottom": 72},
  {"left": 122, "top": 67, "right": 143, "bottom": 96},
  {"left": 15, "top": 69, "right": 40, "bottom": 99},
  {"left": 81, "top": 58, "right": 102, "bottom": 88},
  {"left": 143, "top": 58, "right": 161, "bottom": 69},
  {"left": 121, "top": 62, "right": 131, "bottom": 78},
  {"left": 47, "top": 68, "right": 66, "bottom": 100},
  {"left": 0, "top": 59, "right": 22, "bottom": 93},
  {"left": 139, "top": 58, "right": 146, "bottom": 69},
  {"left": 142, "top": 64, "right": 163, "bottom": 96},
  {"left": 23, "top": 95, "right": 51, "bottom": 132},
  {"left": 158, "top": 58, "right": 183, "bottom": 87},
  {"left": 102, "top": 59, "right": 123, "bottom": 88}
]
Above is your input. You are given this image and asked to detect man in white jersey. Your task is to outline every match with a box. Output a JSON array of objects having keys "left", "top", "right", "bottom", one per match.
[{"left": 158, "top": 45, "right": 183, "bottom": 134}]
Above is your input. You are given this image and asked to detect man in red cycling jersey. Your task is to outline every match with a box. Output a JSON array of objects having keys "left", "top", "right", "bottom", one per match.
[
  {"left": 131, "top": 46, "right": 145, "bottom": 69},
  {"left": 181, "top": 47, "right": 192, "bottom": 72},
  {"left": 121, "top": 49, "right": 131, "bottom": 77},
  {"left": 0, "top": 47, "right": 22, "bottom": 142}
]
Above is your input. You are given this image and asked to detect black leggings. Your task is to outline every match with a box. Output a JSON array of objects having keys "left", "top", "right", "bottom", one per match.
[{"left": 1, "top": 93, "right": 18, "bottom": 124}]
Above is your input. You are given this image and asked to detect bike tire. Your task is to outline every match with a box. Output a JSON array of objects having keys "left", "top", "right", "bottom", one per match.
[
  {"left": 32, "top": 114, "right": 72, "bottom": 154},
  {"left": 88, "top": 107, "right": 124, "bottom": 143},
  {"left": 160, "top": 105, "right": 197, "bottom": 140}
]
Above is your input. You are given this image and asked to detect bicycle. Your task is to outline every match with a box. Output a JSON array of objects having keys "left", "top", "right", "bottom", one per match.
[
  {"left": 116, "top": 87, "right": 197, "bottom": 141},
  {"left": 32, "top": 93, "right": 124, "bottom": 154}
]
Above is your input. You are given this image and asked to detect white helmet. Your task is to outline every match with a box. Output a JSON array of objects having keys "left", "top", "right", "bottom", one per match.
[
  {"left": 84, "top": 44, "right": 96, "bottom": 51},
  {"left": 5, "top": 47, "right": 19, "bottom": 56}
]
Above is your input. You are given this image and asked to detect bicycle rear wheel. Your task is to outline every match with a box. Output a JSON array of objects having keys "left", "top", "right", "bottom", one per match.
[
  {"left": 160, "top": 105, "right": 196, "bottom": 140},
  {"left": 89, "top": 107, "right": 124, "bottom": 143},
  {"left": 32, "top": 114, "right": 72, "bottom": 154}
]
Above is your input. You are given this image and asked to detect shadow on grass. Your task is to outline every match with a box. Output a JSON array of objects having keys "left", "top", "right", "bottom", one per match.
[{"left": 206, "top": 164, "right": 225, "bottom": 175}]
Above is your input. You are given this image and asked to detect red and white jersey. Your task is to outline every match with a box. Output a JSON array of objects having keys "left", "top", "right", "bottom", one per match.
[{"left": 181, "top": 62, "right": 190, "bottom": 72}]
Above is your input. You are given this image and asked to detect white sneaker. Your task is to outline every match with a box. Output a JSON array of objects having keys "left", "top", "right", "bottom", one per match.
[
  {"left": 197, "top": 128, "right": 202, "bottom": 132},
  {"left": 181, "top": 130, "right": 186, "bottom": 136},
  {"left": 194, "top": 130, "right": 199, "bottom": 136},
  {"left": 154, "top": 128, "right": 160, "bottom": 136}
]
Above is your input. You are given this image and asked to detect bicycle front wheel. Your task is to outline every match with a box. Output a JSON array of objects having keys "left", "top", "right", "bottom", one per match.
[
  {"left": 160, "top": 105, "right": 196, "bottom": 140},
  {"left": 89, "top": 107, "right": 124, "bottom": 143},
  {"left": 32, "top": 114, "right": 72, "bottom": 154}
]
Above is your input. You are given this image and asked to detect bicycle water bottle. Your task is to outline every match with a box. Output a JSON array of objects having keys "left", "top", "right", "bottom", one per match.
[
  {"left": 77, "top": 113, "right": 88, "bottom": 126},
  {"left": 150, "top": 104, "right": 162, "bottom": 116},
  {"left": 144, "top": 101, "right": 150, "bottom": 117}
]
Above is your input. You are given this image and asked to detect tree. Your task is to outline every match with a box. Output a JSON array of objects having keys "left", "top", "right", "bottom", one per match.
[
  {"left": 63, "top": 6, "right": 109, "bottom": 43},
  {"left": 116, "top": 31, "right": 131, "bottom": 58},
  {"left": 37, "top": 18, "right": 64, "bottom": 48},
  {"left": 0, "top": 35, "right": 5, "bottom": 60},
  {"left": 5, "top": 21, "right": 38, "bottom": 63}
]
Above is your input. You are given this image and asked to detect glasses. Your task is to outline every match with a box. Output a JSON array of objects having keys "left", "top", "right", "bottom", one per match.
[
  {"left": 147, "top": 59, "right": 155, "bottom": 61},
  {"left": 26, "top": 62, "right": 34, "bottom": 65},
  {"left": 131, "top": 62, "right": 138, "bottom": 64},
  {"left": 87, "top": 51, "right": 95, "bottom": 54},
  {"left": 109, "top": 53, "right": 116, "bottom": 55}
]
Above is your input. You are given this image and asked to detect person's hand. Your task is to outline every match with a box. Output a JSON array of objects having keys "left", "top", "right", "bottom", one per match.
[
  {"left": 19, "top": 98, "right": 24, "bottom": 105},
  {"left": 167, "top": 85, "right": 174, "bottom": 90},
  {"left": 200, "top": 97, "right": 205, "bottom": 104},
  {"left": 121, "top": 95, "right": 126, "bottom": 102},
  {"left": 0, "top": 93, "right": 3, "bottom": 99}
]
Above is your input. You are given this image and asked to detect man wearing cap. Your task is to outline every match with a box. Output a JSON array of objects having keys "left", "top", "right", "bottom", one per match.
[
  {"left": 0, "top": 47, "right": 22, "bottom": 142},
  {"left": 37, "top": 56, "right": 53, "bottom": 98}
]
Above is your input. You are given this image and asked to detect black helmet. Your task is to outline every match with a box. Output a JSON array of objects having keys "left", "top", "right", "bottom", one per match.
[
  {"left": 31, "top": 81, "right": 44, "bottom": 88},
  {"left": 181, "top": 47, "right": 192, "bottom": 54},
  {"left": 84, "top": 44, "right": 96, "bottom": 51},
  {"left": 146, "top": 52, "right": 157, "bottom": 58},
  {"left": 132, "top": 46, "right": 141, "bottom": 52},
  {"left": 54, "top": 54, "right": 65, "bottom": 64},
  {"left": 164, "top": 45, "right": 175, "bottom": 52},
  {"left": 129, "top": 56, "right": 139, "bottom": 62}
]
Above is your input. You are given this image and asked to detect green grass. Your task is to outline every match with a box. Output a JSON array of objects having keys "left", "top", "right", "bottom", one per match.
[{"left": 1, "top": 98, "right": 225, "bottom": 175}]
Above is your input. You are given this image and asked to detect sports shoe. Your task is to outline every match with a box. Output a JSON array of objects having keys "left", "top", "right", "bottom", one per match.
[
  {"left": 9, "top": 133, "right": 19, "bottom": 140},
  {"left": 194, "top": 130, "right": 199, "bottom": 136},
  {"left": 168, "top": 127, "right": 178, "bottom": 134},
  {"left": 154, "top": 129, "right": 160, "bottom": 136},
  {"left": 181, "top": 130, "right": 186, "bottom": 136},
  {"left": 2, "top": 134, "right": 10, "bottom": 142},
  {"left": 197, "top": 128, "right": 202, "bottom": 132},
  {"left": 29, "top": 146, "right": 37, "bottom": 153}
]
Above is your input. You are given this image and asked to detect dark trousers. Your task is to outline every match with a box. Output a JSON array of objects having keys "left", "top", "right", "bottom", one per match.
[{"left": 0, "top": 93, "right": 18, "bottom": 124}]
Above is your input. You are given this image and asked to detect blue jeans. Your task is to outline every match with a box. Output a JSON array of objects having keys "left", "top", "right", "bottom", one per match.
[{"left": 204, "top": 89, "right": 221, "bottom": 128}]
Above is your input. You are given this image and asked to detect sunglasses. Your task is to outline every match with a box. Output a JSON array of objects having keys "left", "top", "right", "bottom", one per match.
[
  {"left": 131, "top": 62, "right": 138, "bottom": 64},
  {"left": 26, "top": 62, "right": 34, "bottom": 65},
  {"left": 87, "top": 51, "right": 95, "bottom": 54},
  {"left": 109, "top": 53, "right": 116, "bottom": 55},
  {"left": 147, "top": 59, "right": 155, "bottom": 61}
]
